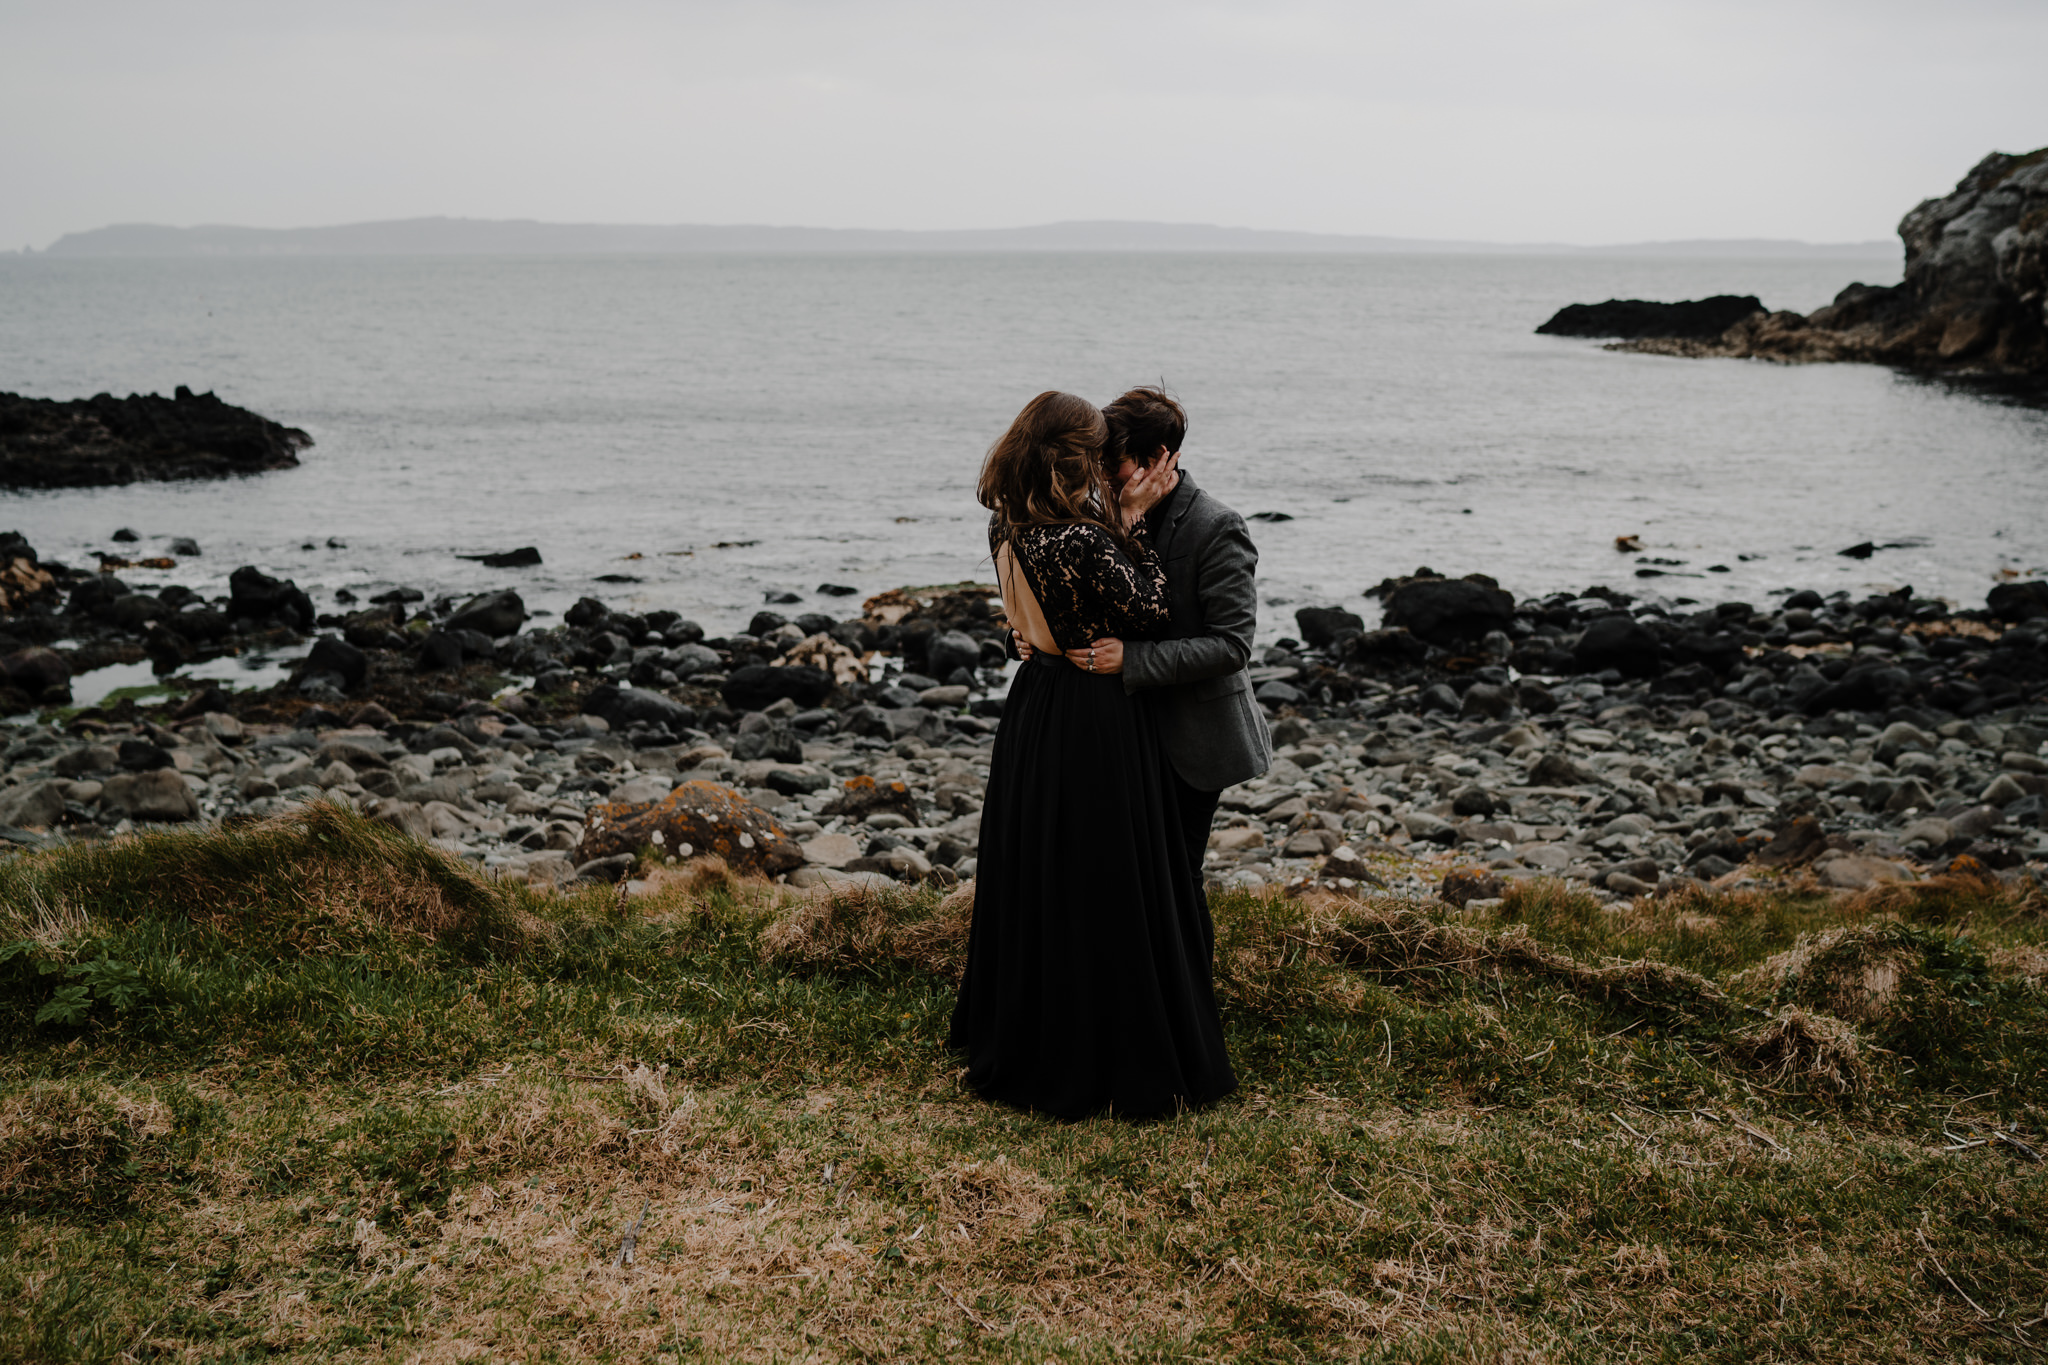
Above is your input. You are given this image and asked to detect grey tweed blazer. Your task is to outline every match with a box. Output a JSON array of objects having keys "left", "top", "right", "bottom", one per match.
[{"left": 1122, "top": 470, "right": 1274, "bottom": 792}]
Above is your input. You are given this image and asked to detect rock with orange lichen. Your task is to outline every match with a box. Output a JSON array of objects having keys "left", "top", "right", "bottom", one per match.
[{"left": 574, "top": 780, "right": 804, "bottom": 878}]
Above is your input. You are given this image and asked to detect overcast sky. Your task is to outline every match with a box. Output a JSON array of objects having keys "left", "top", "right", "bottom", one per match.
[{"left": 2, "top": 0, "right": 2042, "bottom": 250}]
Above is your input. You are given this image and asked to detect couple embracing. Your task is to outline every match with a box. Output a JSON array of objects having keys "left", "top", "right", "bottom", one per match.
[{"left": 949, "top": 387, "right": 1274, "bottom": 1120}]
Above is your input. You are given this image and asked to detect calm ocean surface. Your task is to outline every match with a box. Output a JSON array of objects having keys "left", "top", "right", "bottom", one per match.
[{"left": 2, "top": 252, "right": 2044, "bottom": 644}]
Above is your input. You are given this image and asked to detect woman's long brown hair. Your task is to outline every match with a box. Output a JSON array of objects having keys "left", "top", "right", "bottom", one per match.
[{"left": 976, "top": 391, "right": 1125, "bottom": 547}]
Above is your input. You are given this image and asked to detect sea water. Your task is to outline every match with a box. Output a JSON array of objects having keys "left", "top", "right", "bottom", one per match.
[{"left": 1, "top": 251, "right": 2043, "bottom": 646}]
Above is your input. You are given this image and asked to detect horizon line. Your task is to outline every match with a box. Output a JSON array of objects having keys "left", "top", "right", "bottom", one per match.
[{"left": 21, "top": 215, "right": 1900, "bottom": 259}]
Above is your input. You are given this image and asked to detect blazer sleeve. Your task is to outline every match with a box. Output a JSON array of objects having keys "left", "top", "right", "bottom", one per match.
[{"left": 1123, "top": 509, "right": 1259, "bottom": 692}]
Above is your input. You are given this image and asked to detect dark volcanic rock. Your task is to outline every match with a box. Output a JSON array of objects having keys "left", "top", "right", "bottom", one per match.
[
  {"left": 417, "top": 630, "right": 465, "bottom": 671},
  {"left": 1295, "top": 606, "right": 1365, "bottom": 650},
  {"left": 1536, "top": 295, "right": 1765, "bottom": 340},
  {"left": 447, "top": 589, "right": 526, "bottom": 637},
  {"left": 924, "top": 630, "right": 982, "bottom": 679},
  {"left": 1988, "top": 581, "right": 2048, "bottom": 624},
  {"left": 302, "top": 635, "right": 368, "bottom": 691},
  {"left": 1, "top": 647, "right": 71, "bottom": 702},
  {"left": 1572, "top": 613, "right": 1662, "bottom": 678},
  {"left": 582, "top": 683, "right": 694, "bottom": 733},
  {"left": 227, "top": 566, "right": 315, "bottom": 630},
  {"left": 0, "top": 386, "right": 311, "bottom": 489},
  {"left": 457, "top": 547, "right": 542, "bottom": 568},
  {"left": 733, "top": 721, "right": 803, "bottom": 764},
  {"left": 722, "top": 664, "right": 833, "bottom": 712},
  {"left": 1379, "top": 575, "right": 1515, "bottom": 648}
]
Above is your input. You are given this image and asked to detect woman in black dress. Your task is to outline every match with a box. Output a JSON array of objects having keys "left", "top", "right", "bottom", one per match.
[{"left": 948, "top": 391, "right": 1236, "bottom": 1120}]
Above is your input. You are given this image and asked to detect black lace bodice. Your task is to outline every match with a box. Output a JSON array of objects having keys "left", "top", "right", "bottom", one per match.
[{"left": 991, "top": 517, "right": 1172, "bottom": 651}]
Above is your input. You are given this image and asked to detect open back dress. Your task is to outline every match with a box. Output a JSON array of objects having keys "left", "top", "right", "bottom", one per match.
[{"left": 948, "top": 515, "right": 1236, "bottom": 1120}]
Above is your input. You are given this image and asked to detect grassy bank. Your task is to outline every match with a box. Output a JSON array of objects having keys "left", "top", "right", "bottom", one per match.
[{"left": 2, "top": 805, "right": 2045, "bottom": 1362}]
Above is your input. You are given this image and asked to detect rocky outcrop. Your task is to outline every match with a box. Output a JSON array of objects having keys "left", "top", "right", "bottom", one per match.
[
  {"left": 0, "top": 386, "right": 310, "bottom": 488},
  {"left": 1536, "top": 295, "right": 1764, "bottom": 340},
  {"left": 1552, "top": 148, "right": 2048, "bottom": 376}
]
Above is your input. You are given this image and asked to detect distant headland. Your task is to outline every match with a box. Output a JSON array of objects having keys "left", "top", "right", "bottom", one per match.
[{"left": 20, "top": 218, "right": 1899, "bottom": 259}]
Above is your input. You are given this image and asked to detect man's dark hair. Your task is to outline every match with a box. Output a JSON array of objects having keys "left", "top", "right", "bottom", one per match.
[{"left": 1103, "top": 386, "right": 1186, "bottom": 466}]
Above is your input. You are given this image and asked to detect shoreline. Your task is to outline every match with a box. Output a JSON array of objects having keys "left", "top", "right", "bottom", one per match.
[{"left": 2, "top": 532, "right": 2043, "bottom": 901}]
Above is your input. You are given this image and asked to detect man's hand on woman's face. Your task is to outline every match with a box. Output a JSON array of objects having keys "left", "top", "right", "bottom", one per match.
[
  {"left": 1063, "top": 638, "right": 1124, "bottom": 674},
  {"left": 1118, "top": 450, "right": 1181, "bottom": 525}
]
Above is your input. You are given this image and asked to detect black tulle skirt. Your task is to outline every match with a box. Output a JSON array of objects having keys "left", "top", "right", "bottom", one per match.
[{"left": 948, "top": 653, "right": 1236, "bottom": 1120}]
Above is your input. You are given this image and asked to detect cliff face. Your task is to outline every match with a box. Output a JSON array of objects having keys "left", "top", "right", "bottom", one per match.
[{"left": 1620, "top": 148, "right": 2048, "bottom": 375}]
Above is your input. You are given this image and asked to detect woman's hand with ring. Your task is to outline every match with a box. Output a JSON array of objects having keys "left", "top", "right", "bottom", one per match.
[{"left": 1064, "top": 638, "right": 1125, "bottom": 674}]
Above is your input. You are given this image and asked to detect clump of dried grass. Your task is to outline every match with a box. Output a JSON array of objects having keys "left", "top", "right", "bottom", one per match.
[
  {"left": 1990, "top": 943, "right": 2048, "bottom": 984},
  {"left": 669, "top": 853, "right": 739, "bottom": 899},
  {"left": 1309, "top": 893, "right": 1731, "bottom": 1015},
  {"left": 924, "top": 1154, "right": 1052, "bottom": 1240},
  {"left": 0, "top": 1080, "right": 170, "bottom": 1212},
  {"left": 446, "top": 1071, "right": 704, "bottom": 1181},
  {"left": 759, "top": 879, "right": 972, "bottom": 979},
  {"left": 1, "top": 800, "right": 528, "bottom": 956},
  {"left": 1842, "top": 871, "right": 2042, "bottom": 924},
  {"left": 1607, "top": 1241, "right": 1675, "bottom": 1285},
  {"left": 1729, "top": 1006, "right": 1870, "bottom": 1093},
  {"left": 1732, "top": 922, "right": 1973, "bottom": 1026}
]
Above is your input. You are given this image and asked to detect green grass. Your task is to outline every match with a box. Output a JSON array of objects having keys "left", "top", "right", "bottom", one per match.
[{"left": 0, "top": 805, "right": 2044, "bottom": 1361}]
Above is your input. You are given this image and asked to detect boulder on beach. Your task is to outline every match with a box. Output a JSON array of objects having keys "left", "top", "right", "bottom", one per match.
[
  {"left": 1378, "top": 575, "right": 1515, "bottom": 648},
  {"left": 300, "top": 636, "right": 369, "bottom": 691},
  {"left": 1572, "top": 612, "right": 1662, "bottom": 678},
  {"left": 581, "top": 682, "right": 694, "bottom": 734},
  {"left": 0, "top": 780, "right": 67, "bottom": 829},
  {"left": 99, "top": 769, "right": 199, "bottom": 822},
  {"left": 722, "top": 663, "right": 833, "bottom": 712},
  {"left": 1, "top": 646, "right": 71, "bottom": 703},
  {"left": 0, "top": 386, "right": 311, "bottom": 489},
  {"left": 447, "top": 589, "right": 526, "bottom": 637},
  {"left": 1295, "top": 606, "right": 1365, "bottom": 650},
  {"left": 1989, "top": 581, "right": 2048, "bottom": 624},
  {"left": 227, "top": 565, "right": 315, "bottom": 630}
]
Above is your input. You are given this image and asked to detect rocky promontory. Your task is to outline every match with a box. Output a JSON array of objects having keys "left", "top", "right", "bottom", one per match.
[
  {"left": 1540, "top": 147, "right": 2048, "bottom": 376},
  {"left": 0, "top": 386, "right": 310, "bottom": 488}
]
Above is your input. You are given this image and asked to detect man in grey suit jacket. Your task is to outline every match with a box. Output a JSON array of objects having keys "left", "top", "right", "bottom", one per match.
[
  {"left": 1043, "top": 388, "right": 1273, "bottom": 886},
  {"left": 1107, "top": 388, "right": 1273, "bottom": 885}
]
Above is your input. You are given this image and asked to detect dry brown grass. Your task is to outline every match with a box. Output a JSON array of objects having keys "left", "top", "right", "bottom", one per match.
[
  {"left": 760, "top": 879, "right": 974, "bottom": 980},
  {"left": 1204, "top": 888, "right": 1735, "bottom": 1023},
  {"left": 1990, "top": 942, "right": 2048, "bottom": 983},
  {"left": 0, "top": 1079, "right": 170, "bottom": 1213},
  {"left": 5, "top": 819, "right": 2045, "bottom": 1361},
  {"left": 1842, "top": 869, "right": 2044, "bottom": 924},
  {"left": 1734, "top": 922, "right": 1941, "bottom": 1026},
  {"left": 1, "top": 800, "right": 528, "bottom": 955},
  {"left": 1327, "top": 896, "right": 1731, "bottom": 1013},
  {"left": 1728, "top": 1006, "right": 1870, "bottom": 1093}
]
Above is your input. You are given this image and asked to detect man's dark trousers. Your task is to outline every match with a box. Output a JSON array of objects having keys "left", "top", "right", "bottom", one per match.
[{"left": 1170, "top": 772, "right": 1224, "bottom": 947}]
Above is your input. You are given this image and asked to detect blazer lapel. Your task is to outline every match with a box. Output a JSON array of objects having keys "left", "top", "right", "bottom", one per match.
[{"left": 1155, "top": 469, "right": 1202, "bottom": 560}]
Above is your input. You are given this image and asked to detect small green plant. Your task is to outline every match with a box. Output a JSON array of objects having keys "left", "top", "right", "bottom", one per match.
[{"left": 3, "top": 944, "right": 151, "bottom": 1027}]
